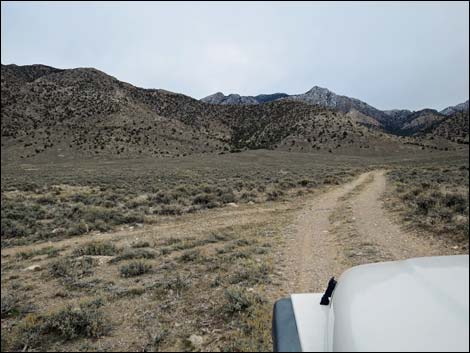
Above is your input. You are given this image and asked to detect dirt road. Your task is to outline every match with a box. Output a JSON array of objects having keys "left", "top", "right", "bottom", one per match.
[{"left": 282, "top": 170, "right": 458, "bottom": 294}]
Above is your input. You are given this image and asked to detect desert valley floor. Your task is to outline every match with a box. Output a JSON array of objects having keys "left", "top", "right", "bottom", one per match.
[{"left": 1, "top": 149, "right": 468, "bottom": 351}]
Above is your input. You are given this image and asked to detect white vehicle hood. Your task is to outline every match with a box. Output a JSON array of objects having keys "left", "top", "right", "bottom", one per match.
[{"left": 331, "top": 255, "right": 469, "bottom": 352}]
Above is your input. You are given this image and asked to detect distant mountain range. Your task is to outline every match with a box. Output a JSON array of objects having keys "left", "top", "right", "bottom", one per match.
[
  {"left": 201, "top": 92, "right": 288, "bottom": 105},
  {"left": 1, "top": 63, "right": 468, "bottom": 162},
  {"left": 440, "top": 100, "right": 469, "bottom": 116},
  {"left": 202, "top": 88, "right": 469, "bottom": 136}
]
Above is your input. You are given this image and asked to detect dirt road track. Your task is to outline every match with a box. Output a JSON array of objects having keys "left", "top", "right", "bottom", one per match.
[{"left": 282, "top": 170, "right": 458, "bottom": 294}]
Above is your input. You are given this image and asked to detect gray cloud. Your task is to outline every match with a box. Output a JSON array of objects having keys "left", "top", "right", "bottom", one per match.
[{"left": 1, "top": 1, "right": 468, "bottom": 111}]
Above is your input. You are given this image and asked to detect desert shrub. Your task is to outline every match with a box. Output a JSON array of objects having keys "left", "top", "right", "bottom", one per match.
[
  {"left": 8, "top": 300, "right": 108, "bottom": 350},
  {"left": 229, "top": 262, "right": 272, "bottom": 285},
  {"left": 119, "top": 261, "right": 152, "bottom": 277},
  {"left": 155, "top": 204, "right": 183, "bottom": 215},
  {"left": 109, "top": 287, "right": 146, "bottom": 299},
  {"left": 415, "top": 193, "right": 437, "bottom": 215},
  {"left": 252, "top": 247, "right": 269, "bottom": 254},
  {"left": 1, "top": 293, "right": 20, "bottom": 318},
  {"left": 143, "top": 327, "right": 168, "bottom": 352},
  {"left": 111, "top": 248, "right": 157, "bottom": 263},
  {"left": 0, "top": 200, "right": 45, "bottom": 239},
  {"left": 163, "top": 237, "right": 183, "bottom": 246},
  {"left": 175, "top": 185, "right": 189, "bottom": 194},
  {"left": 266, "top": 189, "right": 284, "bottom": 201},
  {"left": 224, "top": 287, "right": 258, "bottom": 314},
  {"left": 279, "top": 180, "right": 296, "bottom": 189},
  {"left": 41, "top": 301, "right": 108, "bottom": 340},
  {"left": 234, "top": 239, "right": 251, "bottom": 247},
  {"left": 151, "top": 191, "right": 172, "bottom": 205},
  {"left": 199, "top": 184, "right": 214, "bottom": 194},
  {"left": 8, "top": 314, "right": 44, "bottom": 350},
  {"left": 18, "top": 183, "right": 39, "bottom": 192},
  {"left": 1, "top": 219, "right": 28, "bottom": 238},
  {"left": 442, "top": 193, "right": 468, "bottom": 213},
  {"left": 82, "top": 206, "right": 123, "bottom": 224},
  {"left": 49, "top": 257, "right": 95, "bottom": 280},
  {"left": 66, "top": 220, "right": 89, "bottom": 236},
  {"left": 298, "top": 179, "right": 315, "bottom": 187},
  {"left": 1, "top": 201, "right": 45, "bottom": 223},
  {"left": 70, "top": 193, "right": 93, "bottom": 204},
  {"left": 219, "top": 190, "right": 236, "bottom": 204},
  {"left": 36, "top": 195, "right": 55, "bottom": 205},
  {"left": 204, "top": 232, "right": 233, "bottom": 243},
  {"left": 1, "top": 331, "right": 8, "bottom": 351},
  {"left": 16, "top": 246, "right": 59, "bottom": 260},
  {"left": 122, "top": 212, "right": 145, "bottom": 224},
  {"left": 227, "top": 250, "right": 251, "bottom": 261},
  {"left": 126, "top": 194, "right": 150, "bottom": 208},
  {"left": 61, "top": 206, "right": 143, "bottom": 234},
  {"left": 192, "top": 193, "right": 217, "bottom": 208},
  {"left": 73, "top": 241, "right": 117, "bottom": 256},
  {"left": 131, "top": 240, "right": 151, "bottom": 248},
  {"left": 216, "top": 243, "right": 237, "bottom": 255},
  {"left": 92, "top": 219, "right": 112, "bottom": 232},
  {"left": 179, "top": 249, "right": 202, "bottom": 263},
  {"left": 240, "top": 191, "right": 257, "bottom": 202},
  {"left": 159, "top": 246, "right": 173, "bottom": 255},
  {"left": 159, "top": 274, "right": 191, "bottom": 295},
  {"left": 323, "top": 176, "right": 340, "bottom": 185}
]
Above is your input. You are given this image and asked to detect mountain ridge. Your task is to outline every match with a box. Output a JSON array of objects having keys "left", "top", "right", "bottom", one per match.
[
  {"left": 1, "top": 63, "right": 467, "bottom": 162},
  {"left": 202, "top": 86, "right": 468, "bottom": 136},
  {"left": 201, "top": 92, "right": 288, "bottom": 105}
]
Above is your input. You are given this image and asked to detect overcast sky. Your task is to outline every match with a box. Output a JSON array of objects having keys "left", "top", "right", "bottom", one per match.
[{"left": 1, "top": 1, "right": 469, "bottom": 111}]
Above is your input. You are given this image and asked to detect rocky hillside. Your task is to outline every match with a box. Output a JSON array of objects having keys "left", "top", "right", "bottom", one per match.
[
  {"left": 440, "top": 100, "right": 469, "bottom": 116},
  {"left": 424, "top": 111, "right": 469, "bottom": 144},
  {"left": 201, "top": 87, "right": 469, "bottom": 139},
  {"left": 1, "top": 64, "right": 230, "bottom": 160},
  {"left": 203, "top": 86, "right": 390, "bottom": 126},
  {"left": 285, "top": 86, "right": 389, "bottom": 123},
  {"left": 396, "top": 109, "right": 447, "bottom": 136},
  {"left": 201, "top": 92, "right": 288, "bottom": 105},
  {"left": 2, "top": 64, "right": 413, "bottom": 162},
  {"left": 382, "top": 109, "right": 413, "bottom": 132}
]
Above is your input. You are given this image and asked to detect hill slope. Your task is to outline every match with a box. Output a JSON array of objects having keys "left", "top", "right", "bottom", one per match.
[
  {"left": 1, "top": 64, "right": 463, "bottom": 162},
  {"left": 2, "top": 64, "right": 406, "bottom": 162},
  {"left": 201, "top": 92, "right": 288, "bottom": 105},
  {"left": 440, "top": 100, "right": 469, "bottom": 116},
  {"left": 202, "top": 86, "right": 391, "bottom": 129},
  {"left": 201, "top": 87, "right": 469, "bottom": 139},
  {"left": 424, "top": 111, "right": 469, "bottom": 144}
]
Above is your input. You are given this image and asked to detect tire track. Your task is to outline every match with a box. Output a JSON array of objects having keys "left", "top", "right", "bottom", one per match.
[{"left": 283, "top": 169, "right": 458, "bottom": 295}]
